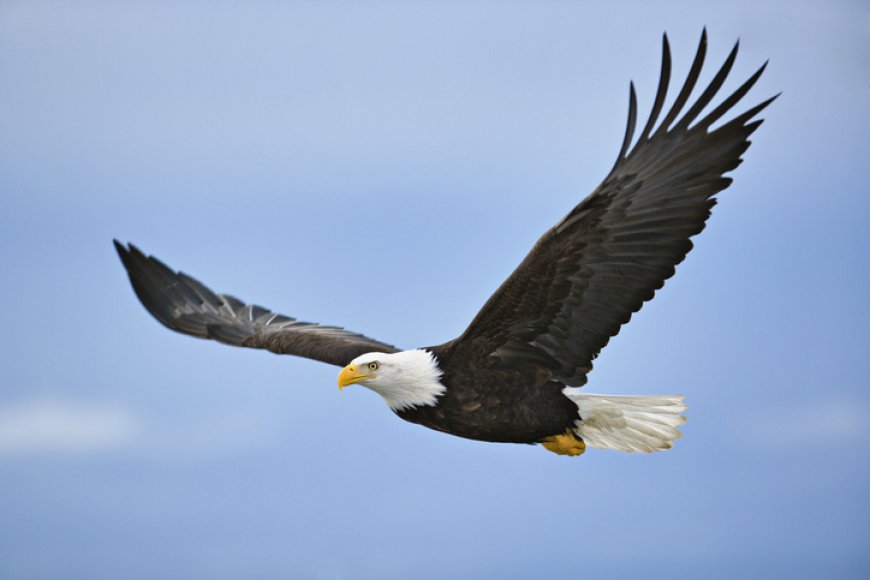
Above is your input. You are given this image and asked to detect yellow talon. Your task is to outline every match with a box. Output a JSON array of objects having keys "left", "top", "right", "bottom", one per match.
[{"left": 541, "top": 430, "right": 586, "bottom": 456}]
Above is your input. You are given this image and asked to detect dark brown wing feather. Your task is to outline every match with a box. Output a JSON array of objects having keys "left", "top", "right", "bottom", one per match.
[
  {"left": 442, "top": 31, "right": 777, "bottom": 386},
  {"left": 114, "top": 241, "right": 398, "bottom": 366}
]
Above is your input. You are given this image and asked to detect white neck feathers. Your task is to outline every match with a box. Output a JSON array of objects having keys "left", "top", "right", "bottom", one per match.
[{"left": 353, "top": 349, "right": 446, "bottom": 412}]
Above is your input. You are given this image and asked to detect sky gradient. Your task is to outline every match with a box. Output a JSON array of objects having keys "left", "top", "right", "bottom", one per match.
[{"left": 1, "top": 1, "right": 868, "bottom": 578}]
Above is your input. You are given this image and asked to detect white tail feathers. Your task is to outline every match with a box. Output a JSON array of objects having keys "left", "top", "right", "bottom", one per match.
[{"left": 563, "top": 390, "right": 687, "bottom": 453}]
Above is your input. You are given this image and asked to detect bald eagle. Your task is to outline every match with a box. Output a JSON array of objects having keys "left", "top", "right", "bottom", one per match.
[{"left": 115, "top": 32, "right": 775, "bottom": 456}]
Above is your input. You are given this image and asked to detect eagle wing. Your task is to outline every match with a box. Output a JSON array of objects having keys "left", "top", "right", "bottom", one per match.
[
  {"left": 114, "top": 241, "right": 399, "bottom": 366},
  {"left": 446, "top": 31, "right": 777, "bottom": 386}
]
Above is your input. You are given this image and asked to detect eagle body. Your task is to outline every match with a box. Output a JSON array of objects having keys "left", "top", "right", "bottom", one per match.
[
  {"left": 115, "top": 31, "right": 775, "bottom": 457},
  {"left": 399, "top": 348, "right": 578, "bottom": 444}
]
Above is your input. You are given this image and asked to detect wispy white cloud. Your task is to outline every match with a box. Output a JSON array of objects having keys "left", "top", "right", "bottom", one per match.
[
  {"left": 0, "top": 398, "right": 141, "bottom": 456},
  {"left": 0, "top": 397, "right": 290, "bottom": 459},
  {"left": 736, "top": 395, "right": 870, "bottom": 450}
]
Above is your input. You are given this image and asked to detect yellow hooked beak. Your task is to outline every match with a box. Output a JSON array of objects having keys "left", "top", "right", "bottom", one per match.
[{"left": 337, "top": 364, "right": 374, "bottom": 390}]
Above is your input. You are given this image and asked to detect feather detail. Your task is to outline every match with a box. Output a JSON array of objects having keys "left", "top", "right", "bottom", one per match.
[{"left": 563, "top": 390, "right": 687, "bottom": 452}]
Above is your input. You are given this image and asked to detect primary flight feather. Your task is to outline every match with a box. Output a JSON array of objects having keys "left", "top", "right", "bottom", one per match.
[{"left": 116, "top": 31, "right": 775, "bottom": 456}]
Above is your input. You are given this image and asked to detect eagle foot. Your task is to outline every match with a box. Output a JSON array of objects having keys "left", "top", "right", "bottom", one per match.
[{"left": 541, "top": 430, "right": 586, "bottom": 456}]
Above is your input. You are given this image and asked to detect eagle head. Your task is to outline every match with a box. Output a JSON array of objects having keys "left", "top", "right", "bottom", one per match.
[{"left": 337, "top": 349, "right": 445, "bottom": 412}]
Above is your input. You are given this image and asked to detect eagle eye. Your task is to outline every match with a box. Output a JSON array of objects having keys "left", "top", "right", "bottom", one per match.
[{"left": 367, "top": 361, "right": 380, "bottom": 372}]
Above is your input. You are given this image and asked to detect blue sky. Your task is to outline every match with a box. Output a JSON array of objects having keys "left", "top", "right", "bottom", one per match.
[{"left": 1, "top": 1, "right": 868, "bottom": 578}]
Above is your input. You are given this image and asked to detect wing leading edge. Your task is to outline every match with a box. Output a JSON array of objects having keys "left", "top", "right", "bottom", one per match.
[{"left": 114, "top": 241, "right": 398, "bottom": 367}]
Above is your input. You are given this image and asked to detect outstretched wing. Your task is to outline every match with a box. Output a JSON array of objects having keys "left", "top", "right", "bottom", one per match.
[
  {"left": 114, "top": 241, "right": 399, "bottom": 366},
  {"left": 445, "top": 31, "right": 777, "bottom": 386}
]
